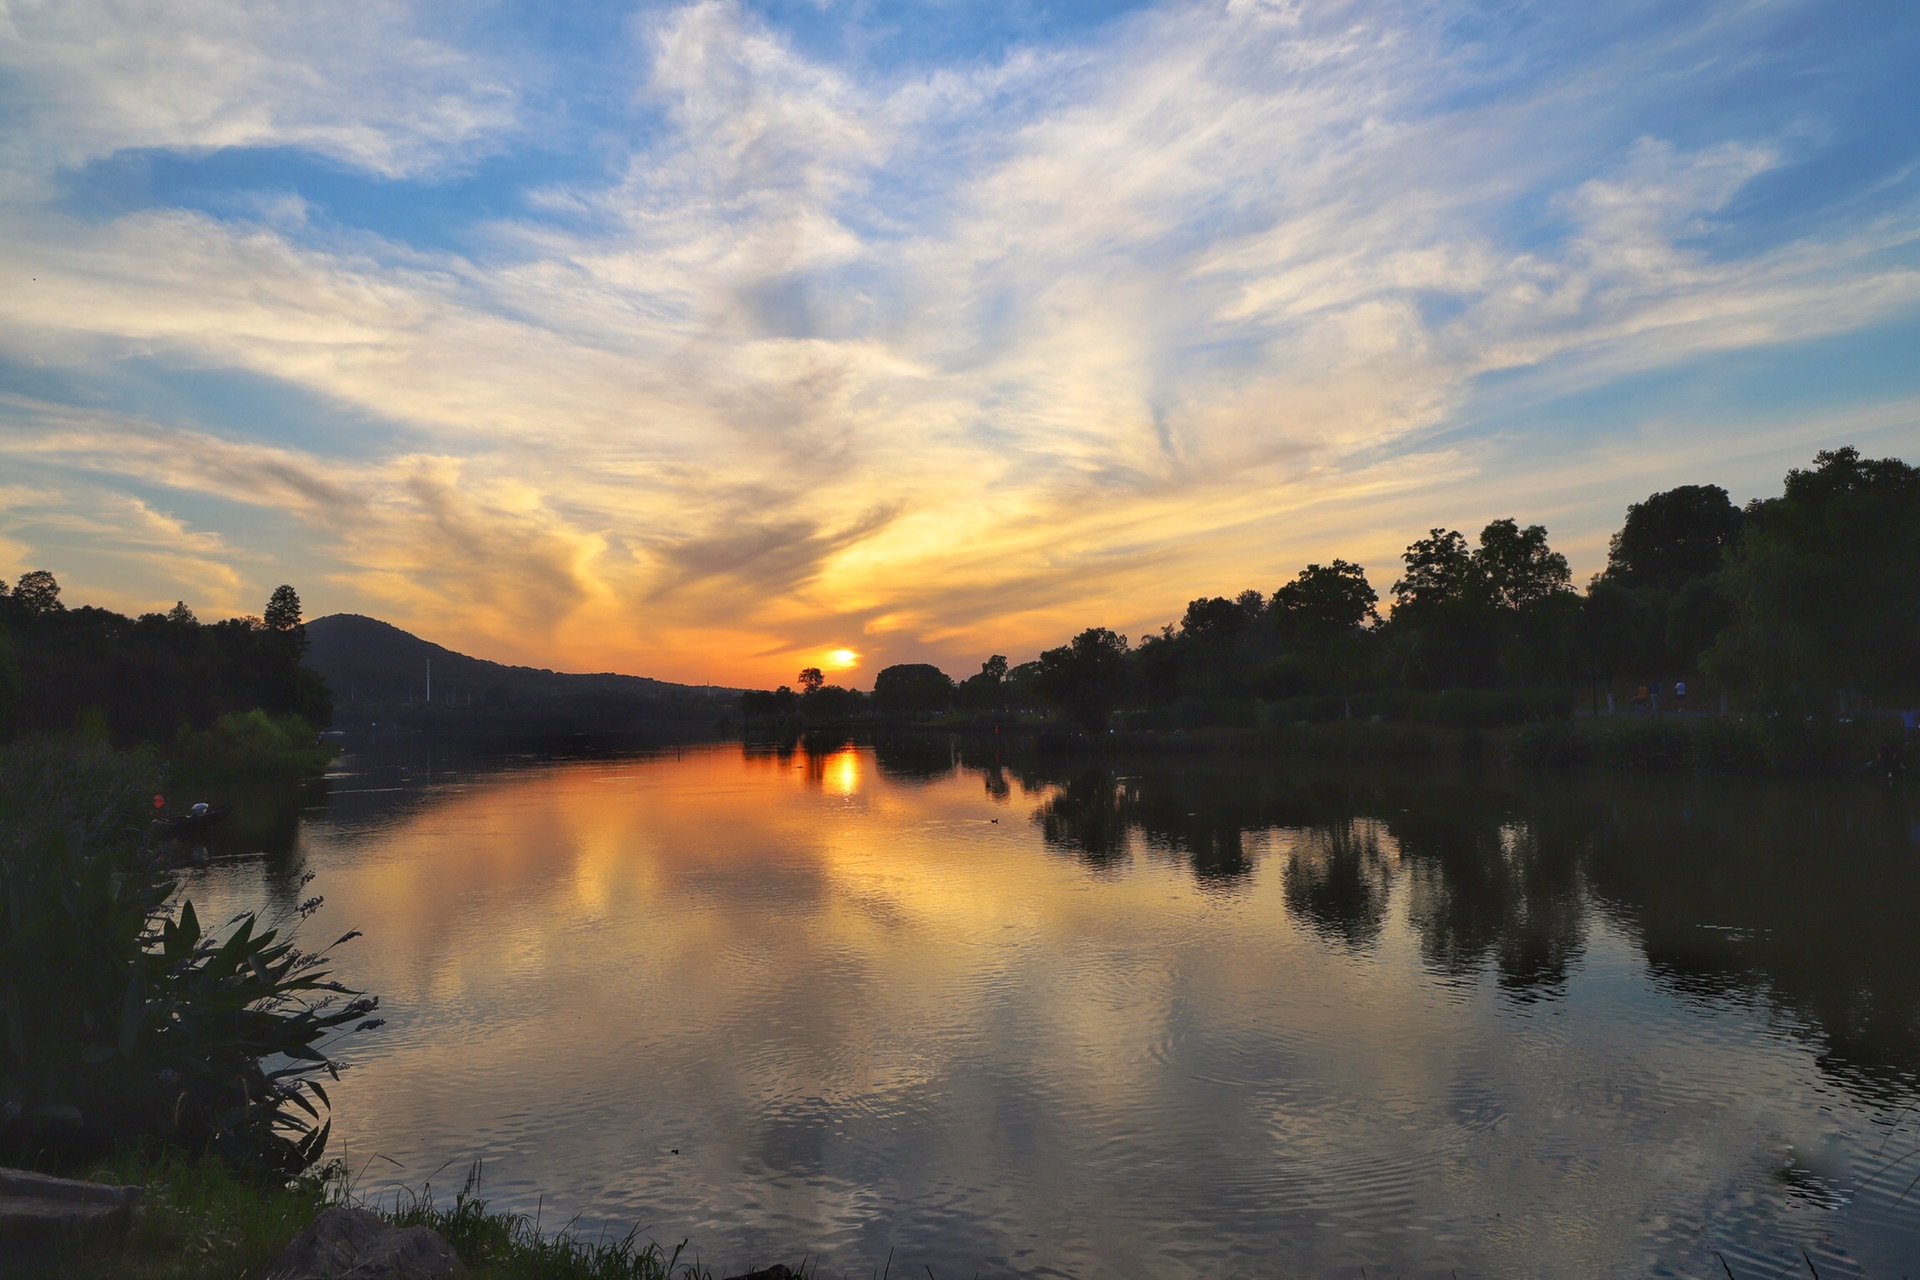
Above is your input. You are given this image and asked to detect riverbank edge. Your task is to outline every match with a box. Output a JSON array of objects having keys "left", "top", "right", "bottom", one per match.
[
  {"left": 39, "top": 1149, "right": 797, "bottom": 1280},
  {"left": 745, "top": 712, "right": 1907, "bottom": 777}
]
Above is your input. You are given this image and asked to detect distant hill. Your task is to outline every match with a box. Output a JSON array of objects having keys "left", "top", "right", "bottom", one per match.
[{"left": 304, "top": 614, "right": 733, "bottom": 730}]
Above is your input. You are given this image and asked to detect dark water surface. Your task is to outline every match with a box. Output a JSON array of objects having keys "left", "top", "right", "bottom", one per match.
[{"left": 182, "top": 736, "right": 1920, "bottom": 1278}]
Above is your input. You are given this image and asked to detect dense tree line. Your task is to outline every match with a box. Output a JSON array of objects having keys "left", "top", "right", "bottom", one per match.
[
  {"left": 741, "top": 448, "right": 1919, "bottom": 731},
  {"left": 0, "top": 574, "right": 331, "bottom": 745}
]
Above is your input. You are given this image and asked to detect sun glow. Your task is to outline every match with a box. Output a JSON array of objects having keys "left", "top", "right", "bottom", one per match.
[{"left": 827, "top": 648, "right": 859, "bottom": 669}]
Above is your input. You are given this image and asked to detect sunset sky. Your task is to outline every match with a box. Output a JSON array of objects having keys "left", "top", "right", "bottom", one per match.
[{"left": 2, "top": 0, "right": 1917, "bottom": 687}]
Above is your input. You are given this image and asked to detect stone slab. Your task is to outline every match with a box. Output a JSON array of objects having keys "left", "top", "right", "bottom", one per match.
[
  {"left": 269, "top": 1205, "right": 465, "bottom": 1280},
  {"left": 0, "top": 1166, "right": 142, "bottom": 1274}
]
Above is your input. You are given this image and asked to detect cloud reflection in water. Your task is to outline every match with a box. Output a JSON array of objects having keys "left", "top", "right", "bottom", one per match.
[{"left": 182, "top": 740, "right": 1920, "bottom": 1279}]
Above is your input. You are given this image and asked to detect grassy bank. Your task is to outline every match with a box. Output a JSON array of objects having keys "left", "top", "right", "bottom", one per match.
[
  {"left": 44, "top": 1151, "right": 737, "bottom": 1280},
  {"left": 1507, "top": 712, "right": 1898, "bottom": 774}
]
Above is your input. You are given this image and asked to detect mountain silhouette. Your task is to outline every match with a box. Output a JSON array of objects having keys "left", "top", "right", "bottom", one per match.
[{"left": 305, "top": 614, "right": 732, "bottom": 724}]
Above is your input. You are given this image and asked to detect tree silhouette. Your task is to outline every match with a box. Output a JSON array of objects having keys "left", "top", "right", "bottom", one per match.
[
  {"left": 262, "top": 584, "right": 308, "bottom": 663},
  {"left": 797, "top": 666, "right": 824, "bottom": 694},
  {"left": 1272, "top": 560, "right": 1377, "bottom": 637},
  {"left": 956, "top": 654, "right": 1010, "bottom": 712},
  {"left": 1475, "top": 519, "right": 1571, "bottom": 609},
  {"left": 263, "top": 585, "right": 302, "bottom": 633},
  {"left": 11, "top": 570, "right": 62, "bottom": 618},
  {"left": 1706, "top": 448, "right": 1920, "bottom": 710},
  {"left": 1605, "top": 484, "right": 1743, "bottom": 590},
  {"left": 725, "top": 445, "right": 1914, "bottom": 727},
  {"left": 1392, "top": 529, "right": 1479, "bottom": 612},
  {"left": 873, "top": 663, "right": 953, "bottom": 715},
  {"left": 0, "top": 577, "right": 329, "bottom": 739},
  {"left": 1036, "top": 627, "right": 1131, "bottom": 731},
  {"left": 1180, "top": 595, "right": 1254, "bottom": 644}
]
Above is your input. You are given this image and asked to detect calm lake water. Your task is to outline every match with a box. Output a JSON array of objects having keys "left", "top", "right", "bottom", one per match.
[{"left": 182, "top": 736, "right": 1920, "bottom": 1279}]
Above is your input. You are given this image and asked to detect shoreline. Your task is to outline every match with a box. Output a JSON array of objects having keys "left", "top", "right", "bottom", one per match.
[
  {"left": 728, "top": 710, "right": 1909, "bottom": 778},
  {"left": 37, "top": 1150, "right": 801, "bottom": 1280}
]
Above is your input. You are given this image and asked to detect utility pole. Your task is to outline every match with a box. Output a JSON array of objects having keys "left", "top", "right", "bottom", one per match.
[{"left": 426, "top": 657, "right": 432, "bottom": 704}]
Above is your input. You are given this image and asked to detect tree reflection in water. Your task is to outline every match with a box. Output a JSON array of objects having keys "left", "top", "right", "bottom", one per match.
[
  {"left": 206, "top": 733, "right": 1920, "bottom": 1277},
  {"left": 1009, "top": 749, "right": 1920, "bottom": 1093},
  {"left": 1283, "top": 817, "right": 1392, "bottom": 950},
  {"left": 1391, "top": 790, "right": 1587, "bottom": 1000},
  {"left": 1030, "top": 770, "right": 1136, "bottom": 868}
]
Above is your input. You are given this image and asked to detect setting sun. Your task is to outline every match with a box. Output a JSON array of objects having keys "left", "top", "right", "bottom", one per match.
[{"left": 827, "top": 649, "right": 859, "bottom": 669}]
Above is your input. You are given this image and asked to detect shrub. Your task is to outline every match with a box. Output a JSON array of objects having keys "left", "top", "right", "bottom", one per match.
[
  {"left": 171, "top": 709, "right": 333, "bottom": 781},
  {"left": 0, "top": 737, "right": 375, "bottom": 1174},
  {"left": 1756, "top": 714, "right": 1868, "bottom": 775},
  {"left": 1262, "top": 720, "right": 1443, "bottom": 760},
  {"left": 1409, "top": 688, "right": 1573, "bottom": 728},
  {"left": 1170, "top": 696, "right": 1217, "bottom": 730},
  {"left": 1512, "top": 720, "right": 1593, "bottom": 767},
  {"left": 1367, "top": 688, "right": 1418, "bottom": 722},
  {"left": 1685, "top": 717, "right": 1768, "bottom": 773},
  {"left": 1594, "top": 719, "right": 1690, "bottom": 771}
]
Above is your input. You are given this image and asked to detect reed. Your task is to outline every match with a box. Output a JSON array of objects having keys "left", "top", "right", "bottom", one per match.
[
  {"left": 47, "top": 1151, "right": 759, "bottom": 1280},
  {"left": 377, "top": 1162, "right": 716, "bottom": 1280}
]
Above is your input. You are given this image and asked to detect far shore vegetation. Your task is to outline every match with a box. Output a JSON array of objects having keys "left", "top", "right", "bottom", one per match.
[
  {"left": 0, "top": 577, "right": 335, "bottom": 784},
  {"left": 737, "top": 447, "right": 1920, "bottom": 776}
]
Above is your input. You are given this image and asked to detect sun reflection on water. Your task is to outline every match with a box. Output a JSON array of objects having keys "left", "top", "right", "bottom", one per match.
[
  {"left": 826, "top": 746, "right": 860, "bottom": 796},
  {"left": 179, "top": 739, "right": 1920, "bottom": 1280}
]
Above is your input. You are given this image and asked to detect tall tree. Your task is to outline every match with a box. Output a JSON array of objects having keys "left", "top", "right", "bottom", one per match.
[
  {"left": 1605, "top": 484, "right": 1743, "bottom": 590},
  {"left": 11, "top": 570, "right": 63, "bottom": 618},
  {"left": 1271, "top": 561, "right": 1378, "bottom": 694},
  {"left": 956, "top": 654, "right": 1010, "bottom": 713},
  {"left": 873, "top": 663, "right": 954, "bottom": 715},
  {"left": 1388, "top": 521, "right": 1573, "bottom": 687},
  {"left": 1272, "top": 561, "right": 1378, "bottom": 637},
  {"left": 1391, "top": 530, "right": 1480, "bottom": 613},
  {"left": 1706, "top": 448, "right": 1920, "bottom": 710},
  {"left": 1180, "top": 596, "right": 1252, "bottom": 645},
  {"left": 1036, "top": 628, "right": 1132, "bottom": 731},
  {"left": 1580, "top": 579, "right": 1663, "bottom": 681},
  {"left": 1474, "top": 519, "right": 1571, "bottom": 609},
  {"left": 264, "top": 584, "right": 304, "bottom": 636},
  {"left": 797, "top": 667, "right": 824, "bottom": 694}
]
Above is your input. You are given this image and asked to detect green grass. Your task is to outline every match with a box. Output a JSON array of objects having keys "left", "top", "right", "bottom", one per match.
[
  {"left": 46, "top": 1152, "right": 752, "bottom": 1280},
  {"left": 45, "top": 1150, "right": 330, "bottom": 1280},
  {"left": 378, "top": 1163, "right": 720, "bottom": 1280}
]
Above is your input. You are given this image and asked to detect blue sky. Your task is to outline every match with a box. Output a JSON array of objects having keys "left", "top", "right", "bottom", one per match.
[{"left": 2, "top": 0, "right": 1917, "bottom": 684}]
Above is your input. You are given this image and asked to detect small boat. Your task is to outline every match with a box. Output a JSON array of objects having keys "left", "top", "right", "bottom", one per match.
[{"left": 156, "top": 803, "right": 232, "bottom": 837}]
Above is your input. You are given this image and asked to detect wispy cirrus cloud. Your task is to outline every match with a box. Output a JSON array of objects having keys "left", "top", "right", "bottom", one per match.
[
  {"left": 0, "top": 0, "right": 1916, "bottom": 681},
  {"left": 0, "top": 0, "right": 517, "bottom": 182}
]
